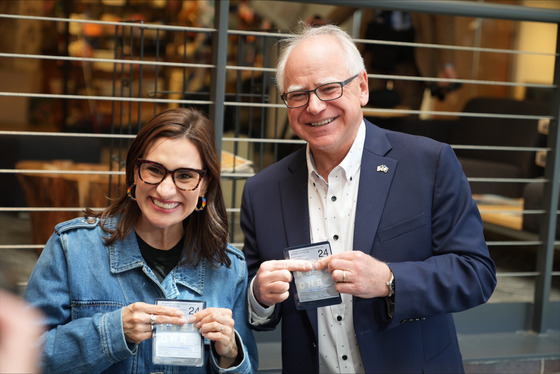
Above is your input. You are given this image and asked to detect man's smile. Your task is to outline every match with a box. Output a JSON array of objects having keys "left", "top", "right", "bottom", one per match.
[{"left": 308, "top": 117, "right": 336, "bottom": 127}]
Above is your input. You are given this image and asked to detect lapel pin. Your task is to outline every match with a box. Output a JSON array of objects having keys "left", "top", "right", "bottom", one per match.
[{"left": 377, "top": 165, "right": 389, "bottom": 173}]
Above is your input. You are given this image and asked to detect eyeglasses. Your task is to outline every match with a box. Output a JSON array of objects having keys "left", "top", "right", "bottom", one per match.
[
  {"left": 281, "top": 74, "right": 359, "bottom": 109},
  {"left": 136, "top": 158, "right": 206, "bottom": 191}
]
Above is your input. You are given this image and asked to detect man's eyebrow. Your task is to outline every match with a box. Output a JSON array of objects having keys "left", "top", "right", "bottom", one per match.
[
  {"left": 285, "top": 84, "right": 305, "bottom": 92},
  {"left": 285, "top": 78, "right": 340, "bottom": 93}
]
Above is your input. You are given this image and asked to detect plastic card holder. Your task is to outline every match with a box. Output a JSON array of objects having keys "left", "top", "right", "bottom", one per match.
[
  {"left": 152, "top": 299, "right": 205, "bottom": 367},
  {"left": 284, "top": 241, "right": 342, "bottom": 310}
]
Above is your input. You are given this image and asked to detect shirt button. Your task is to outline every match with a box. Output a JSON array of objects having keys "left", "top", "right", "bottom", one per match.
[
  {"left": 333, "top": 235, "right": 339, "bottom": 241},
  {"left": 342, "top": 355, "right": 348, "bottom": 360},
  {"left": 331, "top": 195, "right": 337, "bottom": 202},
  {"left": 337, "top": 315, "right": 342, "bottom": 321},
  {"left": 87, "top": 218, "right": 96, "bottom": 224}
]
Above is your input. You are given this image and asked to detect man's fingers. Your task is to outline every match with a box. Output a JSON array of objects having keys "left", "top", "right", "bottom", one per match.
[
  {"left": 269, "top": 259, "right": 313, "bottom": 272},
  {"left": 314, "top": 256, "right": 331, "bottom": 270},
  {"left": 254, "top": 260, "right": 312, "bottom": 307},
  {"left": 315, "top": 251, "right": 364, "bottom": 269},
  {"left": 269, "top": 280, "right": 291, "bottom": 293}
]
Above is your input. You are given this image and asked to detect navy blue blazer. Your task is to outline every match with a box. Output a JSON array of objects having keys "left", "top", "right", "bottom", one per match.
[{"left": 240, "top": 120, "right": 496, "bottom": 373}]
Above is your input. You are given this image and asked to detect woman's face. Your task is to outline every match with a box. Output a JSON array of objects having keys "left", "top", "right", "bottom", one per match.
[{"left": 133, "top": 137, "right": 206, "bottom": 234}]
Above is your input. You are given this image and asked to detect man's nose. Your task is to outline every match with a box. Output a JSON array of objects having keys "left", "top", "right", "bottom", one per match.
[{"left": 306, "top": 92, "right": 326, "bottom": 113}]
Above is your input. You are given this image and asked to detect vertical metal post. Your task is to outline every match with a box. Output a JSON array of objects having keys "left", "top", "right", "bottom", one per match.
[
  {"left": 210, "top": 0, "right": 229, "bottom": 157},
  {"left": 532, "top": 25, "right": 560, "bottom": 333}
]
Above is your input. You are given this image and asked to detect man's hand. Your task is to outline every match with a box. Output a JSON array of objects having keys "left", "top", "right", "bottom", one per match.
[
  {"left": 253, "top": 260, "right": 312, "bottom": 307},
  {"left": 314, "top": 251, "right": 392, "bottom": 299}
]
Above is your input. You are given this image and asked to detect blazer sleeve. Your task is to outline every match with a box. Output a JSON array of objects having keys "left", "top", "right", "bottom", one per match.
[
  {"left": 387, "top": 144, "right": 496, "bottom": 327},
  {"left": 240, "top": 176, "right": 283, "bottom": 331}
]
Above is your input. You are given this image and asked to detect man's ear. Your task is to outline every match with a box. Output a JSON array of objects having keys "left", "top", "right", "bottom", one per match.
[{"left": 359, "top": 70, "right": 369, "bottom": 107}]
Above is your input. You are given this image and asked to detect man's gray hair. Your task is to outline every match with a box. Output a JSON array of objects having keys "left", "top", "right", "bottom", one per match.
[{"left": 275, "top": 22, "right": 366, "bottom": 93}]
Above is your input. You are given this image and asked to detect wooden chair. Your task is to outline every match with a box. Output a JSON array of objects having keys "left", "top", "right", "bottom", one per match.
[{"left": 16, "top": 172, "right": 81, "bottom": 245}]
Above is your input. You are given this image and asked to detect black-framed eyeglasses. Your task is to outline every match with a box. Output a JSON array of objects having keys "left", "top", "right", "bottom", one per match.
[
  {"left": 136, "top": 158, "right": 206, "bottom": 191},
  {"left": 280, "top": 74, "right": 360, "bottom": 109}
]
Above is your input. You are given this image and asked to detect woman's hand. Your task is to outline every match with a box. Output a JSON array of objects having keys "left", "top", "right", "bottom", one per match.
[
  {"left": 122, "top": 302, "right": 187, "bottom": 344},
  {"left": 189, "top": 307, "right": 239, "bottom": 368}
]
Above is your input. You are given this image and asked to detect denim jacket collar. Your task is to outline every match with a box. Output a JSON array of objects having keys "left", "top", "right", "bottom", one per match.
[{"left": 107, "top": 219, "right": 205, "bottom": 296}]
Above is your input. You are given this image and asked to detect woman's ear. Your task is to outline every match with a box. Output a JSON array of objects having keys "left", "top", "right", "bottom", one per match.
[{"left": 200, "top": 177, "right": 209, "bottom": 196}]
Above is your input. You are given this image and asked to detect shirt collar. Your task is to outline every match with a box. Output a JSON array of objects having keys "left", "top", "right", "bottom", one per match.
[{"left": 306, "top": 120, "right": 366, "bottom": 183}]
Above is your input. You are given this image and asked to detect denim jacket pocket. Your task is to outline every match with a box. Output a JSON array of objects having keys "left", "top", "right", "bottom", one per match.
[{"left": 71, "top": 300, "right": 126, "bottom": 320}]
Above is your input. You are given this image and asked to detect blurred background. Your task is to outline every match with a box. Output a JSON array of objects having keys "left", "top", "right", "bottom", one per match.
[{"left": 0, "top": 1, "right": 559, "bottom": 372}]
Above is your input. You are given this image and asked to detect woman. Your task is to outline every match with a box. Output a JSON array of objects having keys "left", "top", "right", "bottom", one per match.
[{"left": 24, "top": 108, "right": 258, "bottom": 373}]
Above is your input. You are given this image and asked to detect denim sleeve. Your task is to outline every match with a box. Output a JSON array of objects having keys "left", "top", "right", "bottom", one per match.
[
  {"left": 24, "top": 232, "right": 136, "bottom": 373},
  {"left": 209, "top": 330, "right": 254, "bottom": 374},
  {"left": 208, "top": 252, "right": 258, "bottom": 374}
]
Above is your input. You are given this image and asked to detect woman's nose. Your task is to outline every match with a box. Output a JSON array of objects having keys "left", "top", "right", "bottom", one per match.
[{"left": 157, "top": 173, "right": 177, "bottom": 195}]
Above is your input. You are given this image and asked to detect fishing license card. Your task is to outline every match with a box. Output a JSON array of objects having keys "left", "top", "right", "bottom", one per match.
[
  {"left": 152, "top": 299, "right": 205, "bottom": 367},
  {"left": 284, "top": 241, "right": 342, "bottom": 310}
]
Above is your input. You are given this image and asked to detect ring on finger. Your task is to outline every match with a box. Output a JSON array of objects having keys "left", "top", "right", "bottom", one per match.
[
  {"left": 221, "top": 324, "right": 224, "bottom": 333},
  {"left": 342, "top": 270, "right": 346, "bottom": 283},
  {"left": 150, "top": 313, "right": 156, "bottom": 325}
]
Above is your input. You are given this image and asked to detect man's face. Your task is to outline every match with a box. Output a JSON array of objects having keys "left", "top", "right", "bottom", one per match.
[{"left": 283, "top": 35, "right": 369, "bottom": 161}]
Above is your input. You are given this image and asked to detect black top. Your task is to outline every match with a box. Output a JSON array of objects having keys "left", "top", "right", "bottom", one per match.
[{"left": 136, "top": 233, "right": 184, "bottom": 283}]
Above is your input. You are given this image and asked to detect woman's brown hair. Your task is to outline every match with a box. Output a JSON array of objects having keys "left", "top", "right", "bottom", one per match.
[{"left": 87, "top": 107, "right": 230, "bottom": 267}]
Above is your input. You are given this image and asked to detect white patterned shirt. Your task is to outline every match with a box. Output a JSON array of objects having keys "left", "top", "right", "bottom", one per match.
[{"left": 307, "top": 121, "right": 365, "bottom": 374}]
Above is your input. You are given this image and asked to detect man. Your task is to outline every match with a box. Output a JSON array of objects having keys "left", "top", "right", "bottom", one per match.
[{"left": 240, "top": 23, "right": 496, "bottom": 373}]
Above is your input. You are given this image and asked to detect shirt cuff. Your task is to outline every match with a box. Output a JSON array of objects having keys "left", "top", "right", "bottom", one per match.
[{"left": 247, "top": 276, "right": 275, "bottom": 325}]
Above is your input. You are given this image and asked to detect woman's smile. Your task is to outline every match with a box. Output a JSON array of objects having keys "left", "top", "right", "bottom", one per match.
[{"left": 150, "top": 197, "right": 180, "bottom": 211}]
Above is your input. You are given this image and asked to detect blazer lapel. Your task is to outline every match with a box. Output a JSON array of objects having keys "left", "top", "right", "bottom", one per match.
[
  {"left": 354, "top": 123, "right": 397, "bottom": 255},
  {"left": 280, "top": 148, "right": 311, "bottom": 247}
]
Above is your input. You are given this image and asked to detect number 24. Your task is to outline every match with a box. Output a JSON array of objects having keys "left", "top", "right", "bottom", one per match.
[{"left": 188, "top": 306, "right": 200, "bottom": 315}]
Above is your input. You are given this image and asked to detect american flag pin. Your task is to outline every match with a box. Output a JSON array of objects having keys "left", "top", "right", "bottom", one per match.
[{"left": 377, "top": 165, "right": 389, "bottom": 173}]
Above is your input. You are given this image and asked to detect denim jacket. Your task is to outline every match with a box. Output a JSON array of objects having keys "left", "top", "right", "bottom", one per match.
[{"left": 24, "top": 216, "right": 258, "bottom": 374}]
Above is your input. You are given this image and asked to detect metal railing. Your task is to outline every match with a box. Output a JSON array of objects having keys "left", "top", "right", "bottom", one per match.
[{"left": 0, "top": 0, "right": 558, "bottom": 334}]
